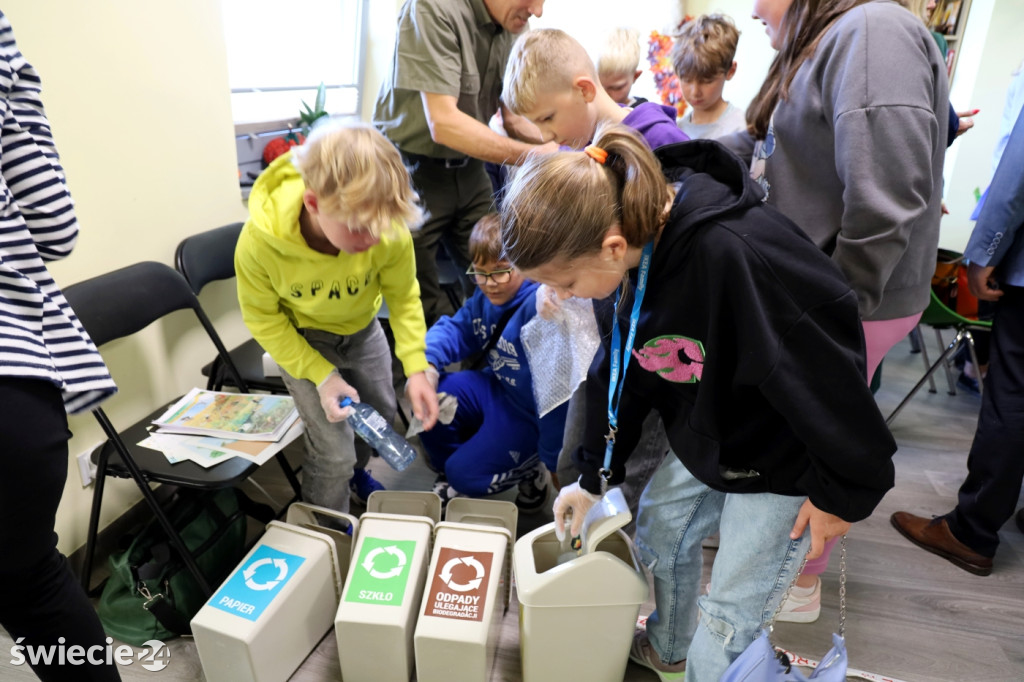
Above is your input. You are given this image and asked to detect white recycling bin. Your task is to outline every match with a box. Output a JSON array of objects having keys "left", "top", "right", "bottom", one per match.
[
  {"left": 335, "top": 491, "right": 441, "bottom": 682},
  {"left": 513, "top": 488, "right": 649, "bottom": 682},
  {"left": 190, "top": 503, "right": 357, "bottom": 682},
  {"left": 413, "top": 498, "right": 518, "bottom": 682}
]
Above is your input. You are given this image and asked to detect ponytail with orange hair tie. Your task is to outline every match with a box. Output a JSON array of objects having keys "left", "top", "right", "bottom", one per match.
[{"left": 584, "top": 145, "right": 608, "bottom": 165}]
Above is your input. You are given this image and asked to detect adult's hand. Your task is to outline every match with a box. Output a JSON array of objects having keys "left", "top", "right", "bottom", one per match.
[
  {"left": 789, "top": 498, "right": 851, "bottom": 560},
  {"left": 530, "top": 141, "right": 559, "bottom": 156},
  {"left": 955, "top": 108, "right": 979, "bottom": 138},
  {"left": 967, "top": 262, "right": 1003, "bottom": 301}
]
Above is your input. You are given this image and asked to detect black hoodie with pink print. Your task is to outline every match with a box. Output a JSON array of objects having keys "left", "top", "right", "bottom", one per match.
[{"left": 575, "top": 139, "right": 896, "bottom": 523}]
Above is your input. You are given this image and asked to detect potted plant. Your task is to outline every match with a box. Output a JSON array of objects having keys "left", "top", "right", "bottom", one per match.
[{"left": 261, "top": 82, "right": 329, "bottom": 165}]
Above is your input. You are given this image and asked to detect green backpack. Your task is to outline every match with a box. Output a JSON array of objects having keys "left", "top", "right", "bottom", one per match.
[{"left": 97, "top": 488, "right": 248, "bottom": 646}]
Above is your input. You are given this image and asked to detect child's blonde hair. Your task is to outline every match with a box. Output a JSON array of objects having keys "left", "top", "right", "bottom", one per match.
[
  {"left": 500, "top": 122, "right": 670, "bottom": 271},
  {"left": 670, "top": 14, "right": 740, "bottom": 82},
  {"left": 469, "top": 213, "right": 504, "bottom": 264},
  {"left": 504, "top": 28, "right": 598, "bottom": 115},
  {"left": 291, "top": 120, "right": 423, "bottom": 237},
  {"left": 597, "top": 27, "right": 642, "bottom": 80}
]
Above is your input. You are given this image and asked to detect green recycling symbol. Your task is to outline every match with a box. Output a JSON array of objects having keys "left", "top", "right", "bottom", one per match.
[
  {"left": 345, "top": 537, "right": 416, "bottom": 606},
  {"left": 362, "top": 545, "right": 407, "bottom": 579}
]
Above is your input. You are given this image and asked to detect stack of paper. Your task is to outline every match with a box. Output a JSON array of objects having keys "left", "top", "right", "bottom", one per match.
[{"left": 140, "top": 388, "right": 303, "bottom": 468}]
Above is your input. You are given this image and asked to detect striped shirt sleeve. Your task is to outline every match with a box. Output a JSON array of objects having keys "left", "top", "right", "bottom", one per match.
[{"left": 0, "top": 11, "right": 116, "bottom": 414}]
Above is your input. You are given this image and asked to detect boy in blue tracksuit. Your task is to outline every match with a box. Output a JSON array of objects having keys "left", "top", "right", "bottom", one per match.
[{"left": 420, "top": 214, "right": 568, "bottom": 510}]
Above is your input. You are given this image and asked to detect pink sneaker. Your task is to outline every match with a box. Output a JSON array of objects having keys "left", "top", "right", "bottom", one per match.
[{"left": 776, "top": 576, "right": 821, "bottom": 624}]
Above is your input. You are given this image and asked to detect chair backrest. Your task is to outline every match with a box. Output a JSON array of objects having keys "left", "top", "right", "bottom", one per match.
[
  {"left": 174, "top": 222, "right": 244, "bottom": 295},
  {"left": 63, "top": 261, "right": 247, "bottom": 388},
  {"left": 920, "top": 289, "right": 994, "bottom": 329}
]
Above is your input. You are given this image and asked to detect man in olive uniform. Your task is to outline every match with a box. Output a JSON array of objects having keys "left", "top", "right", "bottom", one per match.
[{"left": 374, "top": 0, "right": 553, "bottom": 324}]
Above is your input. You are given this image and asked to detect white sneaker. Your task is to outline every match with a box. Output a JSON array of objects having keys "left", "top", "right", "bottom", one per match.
[{"left": 776, "top": 576, "right": 821, "bottom": 624}]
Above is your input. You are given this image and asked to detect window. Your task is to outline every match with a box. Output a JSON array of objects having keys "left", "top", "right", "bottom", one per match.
[{"left": 221, "top": 0, "right": 368, "bottom": 196}]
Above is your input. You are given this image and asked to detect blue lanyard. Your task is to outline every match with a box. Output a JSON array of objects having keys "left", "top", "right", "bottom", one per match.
[{"left": 602, "top": 241, "right": 654, "bottom": 489}]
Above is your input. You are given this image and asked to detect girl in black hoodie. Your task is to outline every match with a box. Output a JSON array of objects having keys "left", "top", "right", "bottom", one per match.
[{"left": 499, "top": 122, "right": 896, "bottom": 681}]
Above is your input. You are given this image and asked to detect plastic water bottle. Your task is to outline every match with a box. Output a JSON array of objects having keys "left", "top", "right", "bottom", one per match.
[{"left": 339, "top": 397, "right": 417, "bottom": 471}]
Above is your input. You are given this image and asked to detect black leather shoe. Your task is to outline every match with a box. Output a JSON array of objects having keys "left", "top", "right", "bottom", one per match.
[
  {"left": 891, "top": 512, "right": 993, "bottom": 576},
  {"left": 1016, "top": 508, "right": 1024, "bottom": 535}
]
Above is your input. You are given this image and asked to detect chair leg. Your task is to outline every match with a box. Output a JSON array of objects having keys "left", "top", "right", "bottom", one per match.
[
  {"left": 887, "top": 331, "right": 965, "bottom": 426},
  {"left": 915, "top": 325, "right": 938, "bottom": 394},
  {"left": 274, "top": 451, "right": 302, "bottom": 501},
  {"left": 965, "top": 330, "right": 984, "bottom": 398},
  {"left": 94, "top": 410, "right": 213, "bottom": 595},
  {"left": 935, "top": 327, "right": 959, "bottom": 395},
  {"left": 81, "top": 447, "right": 109, "bottom": 595}
]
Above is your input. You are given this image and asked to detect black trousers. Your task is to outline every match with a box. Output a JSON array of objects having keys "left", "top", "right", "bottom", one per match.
[
  {"left": 403, "top": 155, "right": 493, "bottom": 325},
  {"left": 946, "top": 285, "right": 1024, "bottom": 556},
  {"left": 0, "top": 378, "right": 120, "bottom": 681}
]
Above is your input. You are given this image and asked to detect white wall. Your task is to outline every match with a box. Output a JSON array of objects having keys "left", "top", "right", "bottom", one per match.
[
  {"left": 361, "top": 0, "right": 405, "bottom": 121},
  {"left": 3, "top": 1, "right": 248, "bottom": 554},
  {"left": 941, "top": 0, "right": 1024, "bottom": 250},
  {"left": 531, "top": 0, "right": 688, "bottom": 106}
]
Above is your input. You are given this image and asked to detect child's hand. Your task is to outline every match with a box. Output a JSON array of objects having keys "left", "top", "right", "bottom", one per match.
[
  {"left": 789, "top": 498, "right": 851, "bottom": 560},
  {"left": 553, "top": 482, "right": 601, "bottom": 542},
  {"left": 317, "top": 370, "right": 359, "bottom": 422},
  {"left": 406, "top": 371, "right": 440, "bottom": 431},
  {"left": 424, "top": 364, "right": 440, "bottom": 391},
  {"left": 535, "top": 284, "right": 563, "bottom": 321}
]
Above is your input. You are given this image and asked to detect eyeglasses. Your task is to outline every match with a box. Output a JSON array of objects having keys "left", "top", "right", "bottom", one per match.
[{"left": 466, "top": 265, "right": 514, "bottom": 285}]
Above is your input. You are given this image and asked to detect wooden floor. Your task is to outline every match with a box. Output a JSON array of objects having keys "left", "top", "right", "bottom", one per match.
[{"left": 2, "top": 331, "right": 1023, "bottom": 681}]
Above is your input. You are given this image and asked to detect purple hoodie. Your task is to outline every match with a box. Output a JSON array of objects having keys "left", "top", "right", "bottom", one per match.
[
  {"left": 558, "top": 103, "right": 689, "bottom": 153},
  {"left": 623, "top": 102, "right": 689, "bottom": 149}
]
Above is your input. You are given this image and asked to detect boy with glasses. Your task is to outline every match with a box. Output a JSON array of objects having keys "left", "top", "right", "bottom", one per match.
[{"left": 419, "top": 214, "right": 568, "bottom": 510}]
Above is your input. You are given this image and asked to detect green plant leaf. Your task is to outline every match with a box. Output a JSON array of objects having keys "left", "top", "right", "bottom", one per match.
[{"left": 314, "top": 82, "right": 327, "bottom": 114}]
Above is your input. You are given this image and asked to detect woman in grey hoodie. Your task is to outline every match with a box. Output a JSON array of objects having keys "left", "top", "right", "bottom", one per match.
[{"left": 722, "top": 0, "right": 948, "bottom": 621}]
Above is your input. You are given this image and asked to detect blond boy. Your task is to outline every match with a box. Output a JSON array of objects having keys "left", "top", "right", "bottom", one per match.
[
  {"left": 596, "top": 27, "right": 647, "bottom": 107},
  {"left": 504, "top": 28, "right": 686, "bottom": 150},
  {"left": 235, "top": 122, "right": 439, "bottom": 514},
  {"left": 670, "top": 14, "right": 746, "bottom": 140}
]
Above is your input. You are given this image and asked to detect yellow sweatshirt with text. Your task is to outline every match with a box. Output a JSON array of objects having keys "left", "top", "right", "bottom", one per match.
[{"left": 235, "top": 152, "right": 427, "bottom": 385}]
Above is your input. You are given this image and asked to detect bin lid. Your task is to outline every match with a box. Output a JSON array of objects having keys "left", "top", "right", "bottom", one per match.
[
  {"left": 580, "top": 488, "right": 631, "bottom": 556},
  {"left": 285, "top": 502, "right": 358, "bottom": 554},
  {"left": 367, "top": 490, "right": 442, "bottom": 523},
  {"left": 444, "top": 498, "right": 518, "bottom": 536},
  {"left": 264, "top": 520, "right": 345, "bottom": 598}
]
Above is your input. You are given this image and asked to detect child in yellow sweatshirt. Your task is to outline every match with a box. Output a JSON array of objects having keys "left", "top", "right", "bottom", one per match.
[{"left": 235, "top": 122, "right": 439, "bottom": 512}]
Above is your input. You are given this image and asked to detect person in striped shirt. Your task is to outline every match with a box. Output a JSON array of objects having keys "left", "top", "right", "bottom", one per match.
[{"left": 0, "top": 10, "right": 120, "bottom": 680}]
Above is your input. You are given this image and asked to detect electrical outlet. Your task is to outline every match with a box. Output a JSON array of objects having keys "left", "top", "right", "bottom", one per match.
[{"left": 77, "top": 449, "right": 98, "bottom": 488}]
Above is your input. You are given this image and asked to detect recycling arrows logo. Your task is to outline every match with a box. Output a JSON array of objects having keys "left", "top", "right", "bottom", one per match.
[
  {"left": 439, "top": 555, "right": 485, "bottom": 592},
  {"left": 362, "top": 545, "right": 408, "bottom": 579},
  {"left": 243, "top": 557, "right": 289, "bottom": 591}
]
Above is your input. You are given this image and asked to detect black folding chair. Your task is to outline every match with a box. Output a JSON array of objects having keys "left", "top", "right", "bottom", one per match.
[
  {"left": 175, "top": 223, "right": 303, "bottom": 493},
  {"left": 174, "top": 222, "right": 287, "bottom": 394},
  {"left": 65, "top": 261, "right": 296, "bottom": 594}
]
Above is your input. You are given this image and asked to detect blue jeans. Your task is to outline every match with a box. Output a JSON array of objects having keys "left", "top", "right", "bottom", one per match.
[
  {"left": 280, "top": 320, "right": 396, "bottom": 513},
  {"left": 635, "top": 455, "right": 809, "bottom": 682}
]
